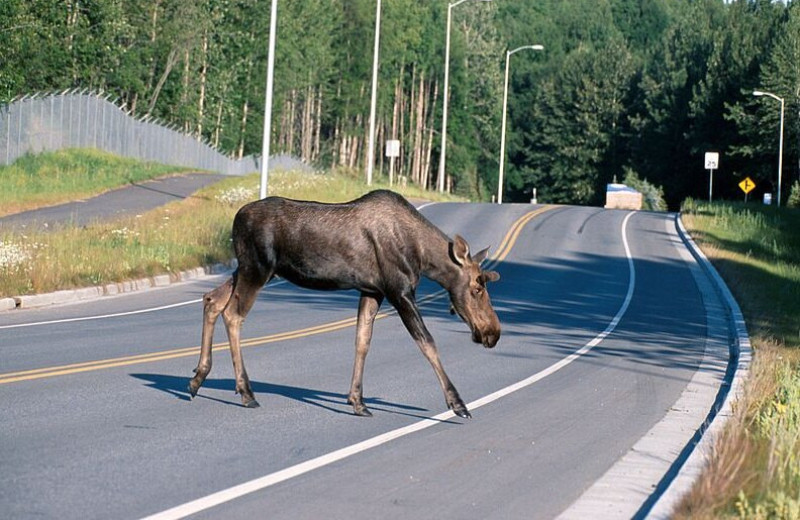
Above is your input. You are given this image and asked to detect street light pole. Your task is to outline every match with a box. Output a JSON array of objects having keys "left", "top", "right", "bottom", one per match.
[
  {"left": 437, "top": 0, "right": 492, "bottom": 193},
  {"left": 259, "top": 0, "right": 278, "bottom": 200},
  {"left": 753, "top": 90, "right": 785, "bottom": 207},
  {"left": 366, "top": 0, "right": 381, "bottom": 186},
  {"left": 497, "top": 44, "right": 543, "bottom": 204}
]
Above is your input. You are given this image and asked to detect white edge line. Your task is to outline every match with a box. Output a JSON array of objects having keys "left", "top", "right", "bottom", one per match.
[
  {"left": 415, "top": 201, "right": 439, "bottom": 211},
  {"left": 141, "top": 211, "right": 637, "bottom": 520},
  {"left": 0, "top": 279, "right": 288, "bottom": 330},
  {"left": 0, "top": 299, "right": 203, "bottom": 330}
]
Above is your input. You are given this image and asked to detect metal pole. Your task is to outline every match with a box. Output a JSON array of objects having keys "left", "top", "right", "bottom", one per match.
[
  {"left": 498, "top": 51, "right": 511, "bottom": 204},
  {"left": 260, "top": 0, "right": 278, "bottom": 200},
  {"left": 437, "top": 1, "right": 455, "bottom": 193},
  {"left": 437, "top": 0, "right": 492, "bottom": 193},
  {"left": 777, "top": 97, "right": 784, "bottom": 207},
  {"left": 497, "top": 45, "right": 542, "bottom": 204},
  {"left": 366, "top": 0, "right": 381, "bottom": 186},
  {"left": 708, "top": 168, "right": 714, "bottom": 203},
  {"left": 753, "top": 90, "right": 785, "bottom": 207}
]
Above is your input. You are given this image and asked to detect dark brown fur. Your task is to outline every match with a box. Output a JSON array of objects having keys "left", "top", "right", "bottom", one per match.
[{"left": 188, "top": 190, "right": 500, "bottom": 418}]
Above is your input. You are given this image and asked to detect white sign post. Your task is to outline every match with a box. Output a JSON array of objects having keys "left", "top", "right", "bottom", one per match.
[
  {"left": 704, "top": 152, "right": 719, "bottom": 203},
  {"left": 386, "top": 139, "right": 400, "bottom": 186}
]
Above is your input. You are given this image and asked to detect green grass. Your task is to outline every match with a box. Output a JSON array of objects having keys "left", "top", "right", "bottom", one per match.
[
  {"left": 0, "top": 148, "right": 193, "bottom": 216},
  {"left": 0, "top": 159, "right": 463, "bottom": 298},
  {"left": 675, "top": 199, "right": 800, "bottom": 519},
  {"left": 681, "top": 199, "right": 800, "bottom": 349}
]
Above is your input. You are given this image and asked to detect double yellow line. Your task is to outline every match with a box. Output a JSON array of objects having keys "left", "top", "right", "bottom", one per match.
[{"left": 0, "top": 205, "right": 553, "bottom": 385}]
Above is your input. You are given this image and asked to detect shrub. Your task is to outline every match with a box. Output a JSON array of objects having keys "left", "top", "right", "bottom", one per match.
[
  {"left": 788, "top": 180, "right": 800, "bottom": 209},
  {"left": 622, "top": 167, "right": 667, "bottom": 211}
]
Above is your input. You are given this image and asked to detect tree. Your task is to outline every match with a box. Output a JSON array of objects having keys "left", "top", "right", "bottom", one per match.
[{"left": 513, "top": 33, "right": 635, "bottom": 205}]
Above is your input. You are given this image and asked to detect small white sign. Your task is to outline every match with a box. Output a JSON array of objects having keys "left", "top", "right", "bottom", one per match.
[
  {"left": 386, "top": 139, "right": 400, "bottom": 158},
  {"left": 704, "top": 152, "right": 719, "bottom": 170}
]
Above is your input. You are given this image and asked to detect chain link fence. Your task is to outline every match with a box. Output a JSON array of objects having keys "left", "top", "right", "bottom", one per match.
[{"left": 0, "top": 90, "right": 258, "bottom": 176}]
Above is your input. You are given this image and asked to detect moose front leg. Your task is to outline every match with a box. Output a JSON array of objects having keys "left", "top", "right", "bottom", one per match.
[
  {"left": 348, "top": 292, "right": 383, "bottom": 417},
  {"left": 393, "top": 292, "right": 471, "bottom": 419}
]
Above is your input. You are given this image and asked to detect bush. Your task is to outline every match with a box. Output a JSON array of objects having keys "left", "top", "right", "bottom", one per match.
[
  {"left": 788, "top": 180, "right": 800, "bottom": 209},
  {"left": 622, "top": 167, "right": 667, "bottom": 211}
]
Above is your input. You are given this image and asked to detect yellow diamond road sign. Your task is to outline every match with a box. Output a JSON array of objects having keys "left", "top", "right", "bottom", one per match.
[{"left": 739, "top": 177, "right": 756, "bottom": 194}]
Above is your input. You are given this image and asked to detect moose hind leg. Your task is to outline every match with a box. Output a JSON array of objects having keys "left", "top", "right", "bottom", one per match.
[
  {"left": 189, "top": 278, "right": 233, "bottom": 399},
  {"left": 222, "top": 270, "right": 267, "bottom": 408},
  {"left": 348, "top": 293, "right": 383, "bottom": 417}
]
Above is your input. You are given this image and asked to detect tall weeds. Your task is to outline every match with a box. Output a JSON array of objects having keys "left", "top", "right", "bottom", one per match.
[{"left": 676, "top": 201, "right": 800, "bottom": 519}]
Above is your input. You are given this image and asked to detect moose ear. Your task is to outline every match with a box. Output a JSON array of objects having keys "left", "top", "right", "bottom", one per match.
[
  {"left": 472, "top": 247, "right": 491, "bottom": 265},
  {"left": 451, "top": 235, "right": 471, "bottom": 266},
  {"left": 482, "top": 270, "right": 500, "bottom": 283}
]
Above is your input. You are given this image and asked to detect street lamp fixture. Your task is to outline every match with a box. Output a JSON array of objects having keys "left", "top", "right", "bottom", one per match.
[
  {"left": 497, "top": 44, "right": 544, "bottom": 204},
  {"left": 753, "top": 90, "right": 785, "bottom": 207},
  {"left": 437, "top": 0, "right": 493, "bottom": 193}
]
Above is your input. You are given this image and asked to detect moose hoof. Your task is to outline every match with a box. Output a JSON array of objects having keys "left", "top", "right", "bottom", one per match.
[
  {"left": 451, "top": 404, "right": 472, "bottom": 419},
  {"left": 348, "top": 398, "right": 373, "bottom": 417},
  {"left": 243, "top": 398, "right": 261, "bottom": 409},
  {"left": 353, "top": 406, "right": 373, "bottom": 418},
  {"left": 187, "top": 384, "right": 198, "bottom": 400}
]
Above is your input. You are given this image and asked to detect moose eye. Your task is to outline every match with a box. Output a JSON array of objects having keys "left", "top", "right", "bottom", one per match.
[{"left": 472, "top": 286, "right": 484, "bottom": 297}]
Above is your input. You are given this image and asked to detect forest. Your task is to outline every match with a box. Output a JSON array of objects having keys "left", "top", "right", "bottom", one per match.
[{"left": 1, "top": 0, "right": 798, "bottom": 208}]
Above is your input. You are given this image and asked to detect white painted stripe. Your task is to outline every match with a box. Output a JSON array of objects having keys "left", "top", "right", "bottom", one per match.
[
  {"left": 415, "top": 201, "right": 439, "bottom": 211},
  {"left": 0, "top": 299, "right": 202, "bottom": 330},
  {"left": 141, "top": 211, "right": 637, "bottom": 520},
  {"left": 0, "top": 279, "right": 287, "bottom": 330}
]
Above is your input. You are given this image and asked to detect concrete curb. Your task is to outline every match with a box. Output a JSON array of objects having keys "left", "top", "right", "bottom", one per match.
[
  {"left": 645, "top": 214, "right": 752, "bottom": 517},
  {"left": 4, "top": 261, "right": 236, "bottom": 312}
]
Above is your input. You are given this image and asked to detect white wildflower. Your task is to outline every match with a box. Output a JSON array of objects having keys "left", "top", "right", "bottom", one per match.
[
  {"left": 0, "top": 241, "right": 31, "bottom": 270},
  {"left": 215, "top": 186, "right": 257, "bottom": 206}
]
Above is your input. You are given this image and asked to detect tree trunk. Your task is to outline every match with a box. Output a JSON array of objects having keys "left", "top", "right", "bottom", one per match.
[
  {"left": 237, "top": 98, "right": 249, "bottom": 159},
  {"left": 146, "top": 47, "right": 179, "bottom": 117},
  {"left": 146, "top": 0, "right": 163, "bottom": 94},
  {"left": 302, "top": 84, "right": 313, "bottom": 161},
  {"left": 197, "top": 30, "right": 208, "bottom": 138},
  {"left": 314, "top": 88, "right": 322, "bottom": 162},
  {"left": 181, "top": 48, "right": 191, "bottom": 133}
]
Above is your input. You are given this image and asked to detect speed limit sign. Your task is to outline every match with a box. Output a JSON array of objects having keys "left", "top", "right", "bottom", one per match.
[
  {"left": 704, "top": 152, "right": 720, "bottom": 202},
  {"left": 704, "top": 152, "right": 719, "bottom": 170}
]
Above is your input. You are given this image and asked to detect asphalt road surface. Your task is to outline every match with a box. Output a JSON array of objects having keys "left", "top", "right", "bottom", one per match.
[{"left": 0, "top": 202, "right": 732, "bottom": 519}]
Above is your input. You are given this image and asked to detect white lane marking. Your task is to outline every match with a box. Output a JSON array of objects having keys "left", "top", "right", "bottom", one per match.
[
  {"left": 416, "top": 201, "right": 439, "bottom": 211},
  {"left": 141, "top": 211, "right": 637, "bottom": 520},
  {"left": 0, "top": 299, "right": 202, "bottom": 330},
  {"left": 0, "top": 279, "right": 286, "bottom": 330}
]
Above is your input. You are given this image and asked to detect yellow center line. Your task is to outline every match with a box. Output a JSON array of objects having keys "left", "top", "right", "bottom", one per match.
[{"left": 0, "top": 205, "right": 555, "bottom": 385}]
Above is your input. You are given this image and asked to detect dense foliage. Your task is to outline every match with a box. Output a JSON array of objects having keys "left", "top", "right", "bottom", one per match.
[{"left": 1, "top": 0, "right": 798, "bottom": 207}]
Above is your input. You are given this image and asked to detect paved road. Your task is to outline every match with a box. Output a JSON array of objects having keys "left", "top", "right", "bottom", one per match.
[
  {"left": 0, "top": 202, "right": 734, "bottom": 519},
  {"left": 0, "top": 173, "right": 228, "bottom": 232}
]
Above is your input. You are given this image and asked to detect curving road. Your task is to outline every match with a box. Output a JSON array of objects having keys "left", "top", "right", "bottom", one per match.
[{"left": 0, "top": 202, "right": 732, "bottom": 519}]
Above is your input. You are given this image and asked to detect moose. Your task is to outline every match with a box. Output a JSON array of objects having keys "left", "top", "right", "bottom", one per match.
[{"left": 188, "top": 190, "right": 501, "bottom": 418}]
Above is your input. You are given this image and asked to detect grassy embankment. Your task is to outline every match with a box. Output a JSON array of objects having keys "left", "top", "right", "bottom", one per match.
[
  {"left": 0, "top": 149, "right": 463, "bottom": 298},
  {"left": 676, "top": 199, "right": 800, "bottom": 519},
  {"left": 0, "top": 149, "right": 191, "bottom": 217}
]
